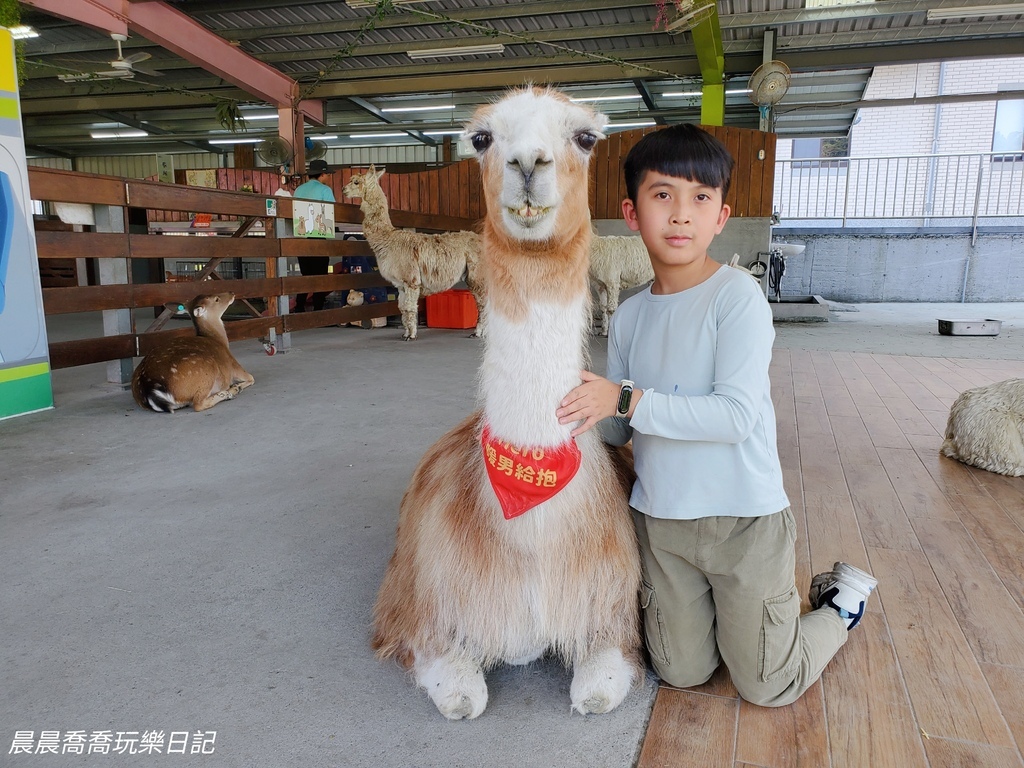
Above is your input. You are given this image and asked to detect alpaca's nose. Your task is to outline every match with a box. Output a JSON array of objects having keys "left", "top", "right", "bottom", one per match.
[{"left": 508, "top": 151, "right": 552, "bottom": 184}]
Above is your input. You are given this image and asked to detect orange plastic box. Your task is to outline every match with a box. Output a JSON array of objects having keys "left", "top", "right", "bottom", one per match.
[{"left": 426, "top": 289, "right": 478, "bottom": 329}]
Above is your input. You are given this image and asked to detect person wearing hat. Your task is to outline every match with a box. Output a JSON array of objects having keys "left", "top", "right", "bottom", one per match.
[{"left": 292, "top": 159, "right": 336, "bottom": 313}]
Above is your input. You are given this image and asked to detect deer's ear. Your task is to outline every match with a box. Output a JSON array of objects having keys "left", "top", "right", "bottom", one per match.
[{"left": 193, "top": 306, "right": 207, "bottom": 318}]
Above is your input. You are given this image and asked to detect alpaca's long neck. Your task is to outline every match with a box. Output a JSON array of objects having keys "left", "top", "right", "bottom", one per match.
[
  {"left": 479, "top": 233, "right": 591, "bottom": 448},
  {"left": 359, "top": 185, "right": 394, "bottom": 235}
]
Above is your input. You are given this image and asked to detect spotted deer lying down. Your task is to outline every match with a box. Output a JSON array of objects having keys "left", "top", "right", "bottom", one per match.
[{"left": 131, "top": 292, "right": 254, "bottom": 413}]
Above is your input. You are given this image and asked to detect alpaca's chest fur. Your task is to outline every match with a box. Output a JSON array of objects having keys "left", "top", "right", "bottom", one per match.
[{"left": 480, "top": 296, "right": 590, "bottom": 447}]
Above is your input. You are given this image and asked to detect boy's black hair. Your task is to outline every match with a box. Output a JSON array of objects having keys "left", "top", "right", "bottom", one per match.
[{"left": 623, "top": 124, "right": 734, "bottom": 203}]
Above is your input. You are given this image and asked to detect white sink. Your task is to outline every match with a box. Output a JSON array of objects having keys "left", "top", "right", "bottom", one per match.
[{"left": 771, "top": 242, "right": 805, "bottom": 257}]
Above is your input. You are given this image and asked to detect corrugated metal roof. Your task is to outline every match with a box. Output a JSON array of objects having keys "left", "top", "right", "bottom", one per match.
[{"left": 16, "top": 0, "right": 1024, "bottom": 157}]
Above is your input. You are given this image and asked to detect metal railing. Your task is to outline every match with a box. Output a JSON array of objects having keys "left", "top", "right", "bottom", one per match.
[{"left": 774, "top": 151, "right": 1024, "bottom": 242}]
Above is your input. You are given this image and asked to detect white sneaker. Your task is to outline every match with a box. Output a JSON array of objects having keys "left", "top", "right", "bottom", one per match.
[{"left": 809, "top": 562, "right": 877, "bottom": 630}]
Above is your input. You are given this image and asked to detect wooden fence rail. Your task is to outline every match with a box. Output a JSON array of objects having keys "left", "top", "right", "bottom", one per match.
[{"left": 28, "top": 167, "right": 480, "bottom": 378}]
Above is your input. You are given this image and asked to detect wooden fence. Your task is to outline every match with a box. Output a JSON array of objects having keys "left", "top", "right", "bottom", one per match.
[
  {"left": 149, "top": 126, "right": 776, "bottom": 223},
  {"left": 29, "top": 167, "right": 479, "bottom": 378}
]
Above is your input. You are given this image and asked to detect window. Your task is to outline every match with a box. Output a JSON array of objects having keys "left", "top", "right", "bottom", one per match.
[
  {"left": 992, "top": 92, "right": 1024, "bottom": 160},
  {"left": 791, "top": 137, "right": 849, "bottom": 169}
]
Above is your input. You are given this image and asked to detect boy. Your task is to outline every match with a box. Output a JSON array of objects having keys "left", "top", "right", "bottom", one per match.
[{"left": 556, "top": 124, "right": 876, "bottom": 707}]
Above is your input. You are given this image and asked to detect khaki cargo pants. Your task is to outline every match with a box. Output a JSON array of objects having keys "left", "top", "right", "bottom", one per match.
[{"left": 633, "top": 506, "right": 848, "bottom": 707}]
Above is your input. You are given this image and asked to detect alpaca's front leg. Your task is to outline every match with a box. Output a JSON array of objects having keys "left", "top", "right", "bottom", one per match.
[
  {"left": 602, "top": 283, "right": 621, "bottom": 338},
  {"left": 397, "top": 285, "right": 420, "bottom": 340},
  {"left": 570, "top": 647, "right": 636, "bottom": 715},
  {"left": 414, "top": 653, "right": 488, "bottom": 720}
]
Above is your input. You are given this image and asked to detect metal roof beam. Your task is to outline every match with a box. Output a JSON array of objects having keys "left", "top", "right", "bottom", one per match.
[
  {"left": 20, "top": 0, "right": 324, "bottom": 124},
  {"left": 92, "top": 110, "right": 223, "bottom": 154},
  {"left": 347, "top": 97, "right": 437, "bottom": 147}
]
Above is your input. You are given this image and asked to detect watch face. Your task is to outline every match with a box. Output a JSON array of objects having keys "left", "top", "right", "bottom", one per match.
[{"left": 617, "top": 386, "right": 632, "bottom": 414}]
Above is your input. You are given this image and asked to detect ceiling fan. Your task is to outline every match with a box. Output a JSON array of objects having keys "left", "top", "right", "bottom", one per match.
[{"left": 57, "top": 33, "right": 163, "bottom": 82}]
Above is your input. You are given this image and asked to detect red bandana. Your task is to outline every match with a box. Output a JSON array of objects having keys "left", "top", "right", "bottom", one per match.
[{"left": 481, "top": 424, "right": 582, "bottom": 520}]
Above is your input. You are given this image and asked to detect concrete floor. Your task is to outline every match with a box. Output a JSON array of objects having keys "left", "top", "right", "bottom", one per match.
[{"left": 2, "top": 301, "right": 1023, "bottom": 767}]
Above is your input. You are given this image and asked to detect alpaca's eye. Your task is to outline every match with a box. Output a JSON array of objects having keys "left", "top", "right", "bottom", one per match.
[
  {"left": 574, "top": 132, "right": 598, "bottom": 152},
  {"left": 471, "top": 132, "right": 492, "bottom": 152}
]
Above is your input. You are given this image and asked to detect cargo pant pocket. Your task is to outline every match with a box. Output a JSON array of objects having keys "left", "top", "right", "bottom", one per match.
[
  {"left": 641, "top": 579, "right": 671, "bottom": 669},
  {"left": 758, "top": 585, "right": 801, "bottom": 683}
]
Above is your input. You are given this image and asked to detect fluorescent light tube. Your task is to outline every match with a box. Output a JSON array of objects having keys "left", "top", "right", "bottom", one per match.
[
  {"left": 8, "top": 25, "right": 39, "bottom": 39},
  {"left": 349, "top": 133, "right": 408, "bottom": 139},
  {"left": 608, "top": 121, "right": 656, "bottom": 128},
  {"left": 242, "top": 113, "right": 279, "bottom": 121},
  {"left": 90, "top": 129, "right": 149, "bottom": 139},
  {"left": 662, "top": 91, "right": 703, "bottom": 97},
  {"left": 380, "top": 104, "right": 456, "bottom": 113},
  {"left": 407, "top": 44, "right": 505, "bottom": 59},
  {"left": 208, "top": 137, "right": 264, "bottom": 145},
  {"left": 571, "top": 95, "right": 643, "bottom": 103},
  {"left": 927, "top": 3, "right": 1024, "bottom": 19},
  {"left": 423, "top": 129, "right": 464, "bottom": 136}
]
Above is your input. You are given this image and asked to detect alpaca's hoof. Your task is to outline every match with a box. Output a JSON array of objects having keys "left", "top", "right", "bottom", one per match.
[
  {"left": 439, "top": 694, "right": 478, "bottom": 720},
  {"left": 570, "top": 647, "right": 635, "bottom": 716},
  {"left": 576, "top": 694, "right": 612, "bottom": 715},
  {"left": 416, "top": 655, "right": 488, "bottom": 721}
]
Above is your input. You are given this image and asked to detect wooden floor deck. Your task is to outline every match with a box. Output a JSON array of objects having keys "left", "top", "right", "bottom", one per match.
[{"left": 637, "top": 350, "right": 1024, "bottom": 768}]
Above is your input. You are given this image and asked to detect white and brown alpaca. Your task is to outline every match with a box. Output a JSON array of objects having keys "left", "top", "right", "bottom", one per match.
[
  {"left": 588, "top": 234, "right": 654, "bottom": 336},
  {"left": 941, "top": 378, "right": 1024, "bottom": 476},
  {"left": 342, "top": 166, "right": 486, "bottom": 340},
  {"left": 371, "top": 87, "right": 641, "bottom": 720}
]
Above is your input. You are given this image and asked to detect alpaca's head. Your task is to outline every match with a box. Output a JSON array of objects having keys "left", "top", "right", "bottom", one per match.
[
  {"left": 342, "top": 164, "right": 385, "bottom": 201},
  {"left": 464, "top": 87, "right": 605, "bottom": 243}
]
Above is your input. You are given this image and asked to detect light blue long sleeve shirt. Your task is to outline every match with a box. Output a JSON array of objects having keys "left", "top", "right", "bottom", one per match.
[{"left": 600, "top": 266, "right": 790, "bottom": 519}]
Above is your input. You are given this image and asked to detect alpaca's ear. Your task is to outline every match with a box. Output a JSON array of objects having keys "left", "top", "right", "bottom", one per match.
[{"left": 374, "top": 166, "right": 385, "bottom": 181}]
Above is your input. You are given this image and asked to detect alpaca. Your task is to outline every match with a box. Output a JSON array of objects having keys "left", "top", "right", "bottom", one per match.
[
  {"left": 342, "top": 166, "right": 486, "bottom": 340},
  {"left": 588, "top": 234, "right": 653, "bottom": 336},
  {"left": 371, "top": 87, "right": 642, "bottom": 720},
  {"left": 941, "top": 378, "right": 1024, "bottom": 476}
]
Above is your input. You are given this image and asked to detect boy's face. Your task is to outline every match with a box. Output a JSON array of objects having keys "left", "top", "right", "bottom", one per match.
[{"left": 621, "top": 170, "right": 730, "bottom": 274}]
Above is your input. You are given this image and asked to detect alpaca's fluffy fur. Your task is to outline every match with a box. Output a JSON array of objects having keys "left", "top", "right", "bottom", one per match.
[
  {"left": 342, "top": 166, "right": 486, "bottom": 340},
  {"left": 941, "top": 378, "right": 1024, "bottom": 476},
  {"left": 588, "top": 235, "right": 654, "bottom": 336},
  {"left": 371, "top": 87, "right": 642, "bottom": 720}
]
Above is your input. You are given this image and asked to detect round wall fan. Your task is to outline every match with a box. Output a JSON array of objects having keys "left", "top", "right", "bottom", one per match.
[
  {"left": 747, "top": 60, "right": 791, "bottom": 131},
  {"left": 664, "top": 0, "right": 717, "bottom": 33},
  {"left": 257, "top": 136, "right": 294, "bottom": 166},
  {"left": 304, "top": 137, "right": 328, "bottom": 161}
]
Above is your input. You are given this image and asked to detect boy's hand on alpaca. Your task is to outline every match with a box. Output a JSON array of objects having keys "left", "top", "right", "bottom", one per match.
[{"left": 557, "top": 370, "right": 621, "bottom": 437}]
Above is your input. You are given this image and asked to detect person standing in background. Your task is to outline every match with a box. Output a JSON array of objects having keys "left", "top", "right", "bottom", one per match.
[{"left": 292, "top": 159, "right": 335, "bottom": 313}]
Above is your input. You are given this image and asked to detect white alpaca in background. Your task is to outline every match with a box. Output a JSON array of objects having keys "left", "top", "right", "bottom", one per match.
[
  {"left": 588, "top": 235, "right": 653, "bottom": 336},
  {"left": 371, "top": 87, "right": 641, "bottom": 720},
  {"left": 941, "top": 378, "right": 1024, "bottom": 476},
  {"left": 342, "top": 166, "right": 486, "bottom": 340}
]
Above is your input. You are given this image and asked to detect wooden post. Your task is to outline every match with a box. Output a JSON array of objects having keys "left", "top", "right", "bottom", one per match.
[{"left": 93, "top": 202, "right": 133, "bottom": 386}]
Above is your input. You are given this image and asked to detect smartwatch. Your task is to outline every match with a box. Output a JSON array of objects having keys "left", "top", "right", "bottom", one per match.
[{"left": 616, "top": 380, "right": 634, "bottom": 416}]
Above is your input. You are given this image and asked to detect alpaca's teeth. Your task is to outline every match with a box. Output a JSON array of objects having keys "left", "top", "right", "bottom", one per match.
[{"left": 511, "top": 205, "right": 548, "bottom": 218}]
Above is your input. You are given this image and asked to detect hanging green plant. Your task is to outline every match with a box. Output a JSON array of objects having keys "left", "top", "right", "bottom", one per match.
[
  {"left": 0, "top": 0, "right": 27, "bottom": 86},
  {"left": 215, "top": 99, "right": 247, "bottom": 132}
]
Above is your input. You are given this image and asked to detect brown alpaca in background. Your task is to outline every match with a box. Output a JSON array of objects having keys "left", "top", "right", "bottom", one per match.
[{"left": 371, "top": 87, "right": 641, "bottom": 720}]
